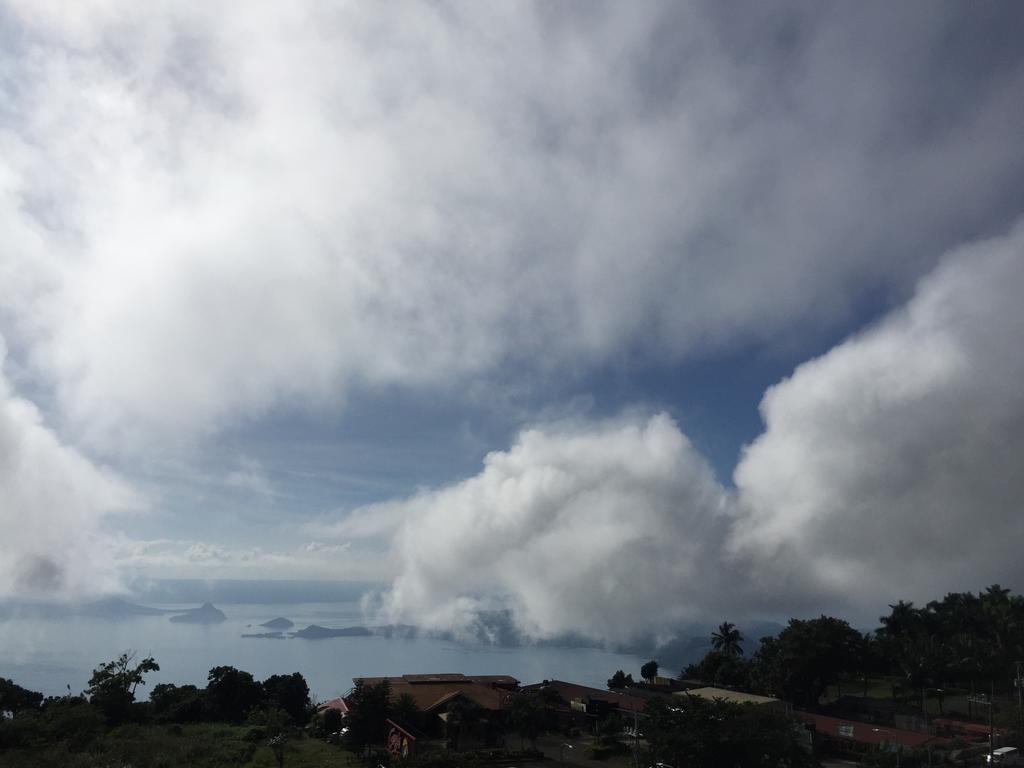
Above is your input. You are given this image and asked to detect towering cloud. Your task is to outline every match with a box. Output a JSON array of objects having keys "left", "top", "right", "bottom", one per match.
[
  {"left": 373, "top": 413, "right": 732, "bottom": 642},
  {"left": 371, "top": 224, "right": 1024, "bottom": 638},
  {"left": 731, "top": 222, "right": 1024, "bottom": 610},
  {"left": 0, "top": 346, "right": 139, "bottom": 598}
]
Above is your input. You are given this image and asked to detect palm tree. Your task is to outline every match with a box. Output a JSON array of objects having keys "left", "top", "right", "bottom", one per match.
[{"left": 711, "top": 622, "right": 744, "bottom": 657}]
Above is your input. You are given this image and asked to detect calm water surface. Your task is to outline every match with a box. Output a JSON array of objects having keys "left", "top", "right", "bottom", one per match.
[{"left": 0, "top": 601, "right": 642, "bottom": 701}]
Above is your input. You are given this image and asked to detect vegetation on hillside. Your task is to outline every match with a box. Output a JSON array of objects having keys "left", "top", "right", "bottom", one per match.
[{"left": 683, "top": 584, "right": 1024, "bottom": 714}]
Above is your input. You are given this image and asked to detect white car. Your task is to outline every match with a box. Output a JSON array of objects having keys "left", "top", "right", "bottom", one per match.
[{"left": 988, "top": 747, "right": 1023, "bottom": 765}]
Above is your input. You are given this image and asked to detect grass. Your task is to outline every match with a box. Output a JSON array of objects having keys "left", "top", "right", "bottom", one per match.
[
  {"left": 0, "top": 722, "right": 362, "bottom": 768},
  {"left": 821, "top": 676, "right": 1020, "bottom": 722}
]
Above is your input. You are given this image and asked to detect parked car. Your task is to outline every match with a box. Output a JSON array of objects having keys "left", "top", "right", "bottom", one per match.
[{"left": 988, "top": 747, "right": 1023, "bottom": 765}]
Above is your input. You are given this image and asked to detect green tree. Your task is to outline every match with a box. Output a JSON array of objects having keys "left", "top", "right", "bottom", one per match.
[
  {"left": 712, "top": 622, "right": 745, "bottom": 657},
  {"left": 750, "top": 616, "right": 861, "bottom": 707},
  {"left": 0, "top": 678, "right": 43, "bottom": 716},
  {"left": 262, "top": 672, "right": 312, "bottom": 725},
  {"left": 685, "top": 650, "right": 751, "bottom": 688},
  {"left": 346, "top": 679, "right": 392, "bottom": 756},
  {"left": 393, "top": 692, "right": 420, "bottom": 724},
  {"left": 607, "top": 670, "right": 634, "bottom": 689},
  {"left": 321, "top": 706, "right": 344, "bottom": 734},
  {"left": 445, "top": 696, "right": 485, "bottom": 750},
  {"left": 645, "top": 696, "right": 813, "bottom": 768},
  {"left": 640, "top": 660, "right": 659, "bottom": 682},
  {"left": 206, "top": 666, "right": 263, "bottom": 723},
  {"left": 509, "top": 693, "right": 545, "bottom": 751},
  {"left": 85, "top": 652, "right": 159, "bottom": 724},
  {"left": 150, "top": 682, "right": 205, "bottom": 722}
]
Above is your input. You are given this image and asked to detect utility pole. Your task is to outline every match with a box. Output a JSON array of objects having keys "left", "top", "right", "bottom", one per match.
[{"left": 1016, "top": 661, "right": 1023, "bottom": 737}]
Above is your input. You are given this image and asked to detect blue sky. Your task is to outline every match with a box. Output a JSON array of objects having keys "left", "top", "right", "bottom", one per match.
[{"left": 2, "top": 1, "right": 1024, "bottom": 639}]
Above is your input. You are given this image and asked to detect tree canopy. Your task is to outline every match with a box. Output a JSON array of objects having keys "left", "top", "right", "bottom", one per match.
[
  {"left": 644, "top": 695, "right": 814, "bottom": 768},
  {"left": 205, "top": 666, "right": 263, "bottom": 723},
  {"left": 85, "top": 652, "right": 159, "bottom": 724},
  {"left": 640, "top": 660, "right": 659, "bottom": 682},
  {"left": 711, "top": 622, "right": 744, "bottom": 657}
]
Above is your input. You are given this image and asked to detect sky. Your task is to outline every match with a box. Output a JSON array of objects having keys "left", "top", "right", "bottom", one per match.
[{"left": 2, "top": 1, "right": 1024, "bottom": 641}]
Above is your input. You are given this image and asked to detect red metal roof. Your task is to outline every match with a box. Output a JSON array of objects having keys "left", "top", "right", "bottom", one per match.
[
  {"left": 353, "top": 674, "right": 518, "bottom": 712},
  {"left": 318, "top": 697, "right": 351, "bottom": 714},
  {"left": 797, "top": 711, "right": 951, "bottom": 748}
]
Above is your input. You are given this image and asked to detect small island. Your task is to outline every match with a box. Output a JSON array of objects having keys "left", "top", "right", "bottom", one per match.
[
  {"left": 291, "top": 624, "right": 371, "bottom": 639},
  {"left": 260, "top": 616, "right": 294, "bottom": 630},
  {"left": 168, "top": 602, "right": 227, "bottom": 624}
]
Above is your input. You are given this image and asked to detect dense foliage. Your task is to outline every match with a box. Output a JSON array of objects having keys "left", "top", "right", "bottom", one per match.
[
  {"left": 682, "top": 584, "right": 1024, "bottom": 711},
  {"left": 644, "top": 696, "right": 814, "bottom": 768},
  {"left": 86, "top": 652, "right": 159, "bottom": 724},
  {"left": 0, "top": 652, "right": 314, "bottom": 761},
  {"left": 606, "top": 669, "right": 634, "bottom": 689},
  {"left": 640, "top": 659, "right": 659, "bottom": 682},
  {"left": 345, "top": 678, "right": 392, "bottom": 755}
]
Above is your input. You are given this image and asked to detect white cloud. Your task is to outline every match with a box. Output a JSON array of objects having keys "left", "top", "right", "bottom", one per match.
[
  {"left": 224, "top": 458, "right": 275, "bottom": 498},
  {"left": 112, "top": 536, "right": 386, "bottom": 581},
  {"left": 729, "top": 222, "right": 1024, "bottom": 611},
  {"left": 0, "top": 342, "right": 141, "bottom": 598},
  {"left": 1, "top": 2, "right": 1023, "bottom": 624},
  {"left": 304, "top": 500, "right": 412, "bottom": 542},
  {"left": 1, "top": 2, "right": 1020, "bottom": 451},
  {"left": 371, "top": 413, "right": 732, "bottom": 642},
  {"left": 372, "top": 222, "right": 1024, "bottom": 639},
  {"left": 304, "top": 541, "right": 351, "bottom": 555}
]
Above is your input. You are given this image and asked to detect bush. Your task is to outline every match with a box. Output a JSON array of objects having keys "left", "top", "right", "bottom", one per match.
[
  {"left": 41, "top": 698, "right": 105, "bottom": 751},
  {"left": 321, "top": 706, "right": 343, "bottom": 734}
]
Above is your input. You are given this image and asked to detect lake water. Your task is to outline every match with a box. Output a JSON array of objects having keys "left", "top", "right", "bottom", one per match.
[{"left": 0, "top": 601, "right": 644, "bottom": 701}]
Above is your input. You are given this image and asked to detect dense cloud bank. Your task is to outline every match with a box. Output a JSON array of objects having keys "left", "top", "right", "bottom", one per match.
[
  {"left": 2, "top": 2, "right": 1022, "bottom": 449},
  {"left": 369, "top": 225, "right": 1024, "bottom": 638},
  {"left": 1, "top": 2, "right": 1023, "bottom": 625}
]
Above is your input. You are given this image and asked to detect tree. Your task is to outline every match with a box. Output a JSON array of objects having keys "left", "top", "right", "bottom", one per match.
[
  {"left": 644, "top": 695, "right": 814, "bottom": 768},
  {"left": 0, "top": 678, "right": 43, "bottom": 717},
  {"left": 685, "top": 650, "right": 751, "bottom": 688},
  {"left": 749, "top": 617, "right": 861, "bottom": 707},
  {"left": 262, "top": 673, "right": 312, "bottom": 725},
  {"left": 85, "top": 652, "right": 159, "bottom": 724},
  {"left": 393, "top": 692, "right": 420, "bottom": 725},
  {"left": 445, "top": 696, "right": 485, "bottom": 750},
  {"left": 346, "top": 679, "right": 391, "bottom": 756},
  {"left": 607, "top": 670, "right": 634, "bottom": 690},
  {"left": 206, "top": 666, "right": 263, "bottom": 723},
  {"left": 150, "top": 683, "right": 205, "bottom": 722},
  {"left": 712, "top": 622, "right": 745, "bottom": 657},
  {"left": 321, "top": 706, "right": 344, "bottom": 734},
  {"left": 509, "top": 693, "right": 546, "bottom": 751},
  {"left": 269, "top": 732, "right": 288, "bottom": 768},
  {"left": 640, "top": 660, "right": 659, "bottom": 682}
]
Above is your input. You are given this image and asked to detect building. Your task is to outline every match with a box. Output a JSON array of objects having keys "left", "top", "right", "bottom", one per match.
[
  {"left": 354, "top": 673, "right": 519, "bottom": 713},
  {"left": 353, "top": 673, "right": 520, "bottom": 749},
  {"left": 520, "top": 679, "right": 649, "bottom": 734},
  {"left": 797, "top": 711, "right": 951, "bottom": 758},
  {"left": 317, "top": 696, "right": 351, "bottom": 718},
  {"left": 677, "top": 686, "right": 791, "bottom": 715}
]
